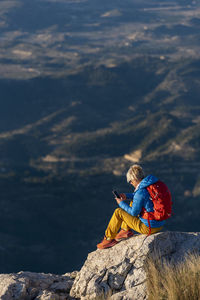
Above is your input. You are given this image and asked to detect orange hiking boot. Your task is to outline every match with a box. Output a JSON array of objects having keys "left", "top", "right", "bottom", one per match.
[
  {"left": 97, "top": 237, "right": 118, "bottom": 249},
  {"left": 115, "top": 229, "right": 134, "bottom": 242}
]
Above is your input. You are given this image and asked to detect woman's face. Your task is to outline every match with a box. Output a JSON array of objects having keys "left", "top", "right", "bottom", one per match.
[{"left": 129, "top": 179, "right": 140, "bottom": 188}]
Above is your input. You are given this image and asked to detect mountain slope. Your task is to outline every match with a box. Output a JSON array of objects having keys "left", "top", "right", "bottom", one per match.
[{"left": 0, "top": 56, "right": 200, "bottom": 273}]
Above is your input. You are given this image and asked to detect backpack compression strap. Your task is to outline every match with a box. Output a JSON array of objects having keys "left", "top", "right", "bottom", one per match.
[{"left": 147, "top": 215, "right": 151, "bottom": 236}]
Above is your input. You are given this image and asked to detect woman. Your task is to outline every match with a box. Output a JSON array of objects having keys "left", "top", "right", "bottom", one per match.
[{"left": 97, "top": 164, "right": 166, "bottom": 249}]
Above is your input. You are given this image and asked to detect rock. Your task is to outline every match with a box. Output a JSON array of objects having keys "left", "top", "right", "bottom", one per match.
[
  {"left": 70, "top": 231, "right": 200, "bottom": 300},
  {"left": 35, "top": 290, "right": 60, "bottom": 300},
  {"left": 1, "top": 232, "right": 200, "bottom": 300},
  {"left": 0, "top": 271, "right": 76, "bottom": 300}
]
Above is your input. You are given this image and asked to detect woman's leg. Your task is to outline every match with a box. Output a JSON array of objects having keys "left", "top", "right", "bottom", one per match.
[
  {"left": 121, "top": 221, "right": 131, "bottom": 231},
  {"left": 105, "top": 208, "right": 162, "bottom": 239}
]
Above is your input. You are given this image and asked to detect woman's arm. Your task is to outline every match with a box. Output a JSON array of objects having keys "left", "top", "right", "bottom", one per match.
[
  {"left": 124, "top": 193, "right": 134, "bottom": 199},
  {"left": 118, "top": 190, "right": 144, "bottom": 216}
]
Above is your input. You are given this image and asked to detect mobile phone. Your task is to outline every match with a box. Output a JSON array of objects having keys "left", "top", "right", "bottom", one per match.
[{"left": 112, "top": 190, "right": 120, "bottom": 198}]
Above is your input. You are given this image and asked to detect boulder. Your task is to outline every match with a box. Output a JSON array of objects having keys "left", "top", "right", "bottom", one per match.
[
  {"left": 1, "top": 232, "right": 200, "bottom": 300},
  {"left": 70, "top": 231, "right": 200, "bottom": 300},
  {"left": 0, "top": 271, "right": 77, "bottom": 300}
]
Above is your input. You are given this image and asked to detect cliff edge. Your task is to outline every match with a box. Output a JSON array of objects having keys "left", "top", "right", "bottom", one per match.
[{"left": 1, "top": 232, "right": 200, "bottom": 300}]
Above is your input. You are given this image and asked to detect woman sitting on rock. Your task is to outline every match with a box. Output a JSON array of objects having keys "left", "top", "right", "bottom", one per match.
[{"left": 97, "top": 164, "right": 171, "bottom": 249}]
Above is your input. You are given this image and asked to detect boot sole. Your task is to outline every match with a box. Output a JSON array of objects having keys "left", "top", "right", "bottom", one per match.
[{"left": 97, "top": 240, "right": 118, "bottom": 249}]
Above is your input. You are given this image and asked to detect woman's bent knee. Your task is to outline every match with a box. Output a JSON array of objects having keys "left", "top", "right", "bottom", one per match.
[{"left": 114, "top": 208, "right": 123, "bottom": 215}]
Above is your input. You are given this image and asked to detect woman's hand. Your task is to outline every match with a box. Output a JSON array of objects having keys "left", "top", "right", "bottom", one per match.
[
  {"left": 119, "top": 193, "right": 126, "bottom": 200},
  {"left": 115, "top": 193, "right": 126, "bottom": 204},
  {"left": 115, "top": 197, "right": 122, "bottom": 204}
]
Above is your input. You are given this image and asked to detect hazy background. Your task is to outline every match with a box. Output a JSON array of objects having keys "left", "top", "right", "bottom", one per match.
[{"left": 0, "top": 0, "right": 200, "bottom": 274}]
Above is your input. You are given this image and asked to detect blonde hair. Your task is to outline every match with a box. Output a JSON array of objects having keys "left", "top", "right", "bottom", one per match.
[{"left": 126, "top": 164, "right": 145, "bottom": 183}]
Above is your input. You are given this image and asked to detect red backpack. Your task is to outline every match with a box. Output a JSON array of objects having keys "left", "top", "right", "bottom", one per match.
[{"left": 141, "top": 180, "right": 172, "bottom": 222}]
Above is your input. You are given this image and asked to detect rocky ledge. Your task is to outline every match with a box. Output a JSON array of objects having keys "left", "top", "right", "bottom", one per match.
[
  {"left": 0, "top": 271, "right": 77, "bottom": 300},
  {"left": 1, "top": 232, "right": 200, "bottom": 300}
]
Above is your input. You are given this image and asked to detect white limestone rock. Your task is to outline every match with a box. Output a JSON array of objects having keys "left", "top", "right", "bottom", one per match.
[
  {"left": 1, "top": 232, "right": 200, "bottom": 300},
  {"left": 0, "top": 271, "right": 76, "bottom": 300},
  {"left": 70, "top": 231, "right": 200, "bottom": 300}
]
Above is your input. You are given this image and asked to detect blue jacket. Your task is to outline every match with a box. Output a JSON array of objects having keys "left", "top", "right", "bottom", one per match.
[{"left": 119, "top": 175, "right": 165, "bottom": 228}]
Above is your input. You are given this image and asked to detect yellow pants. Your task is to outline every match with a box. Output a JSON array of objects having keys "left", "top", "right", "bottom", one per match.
[{"left": 105, "top": 208, "right": 162, "bottom": 239}]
